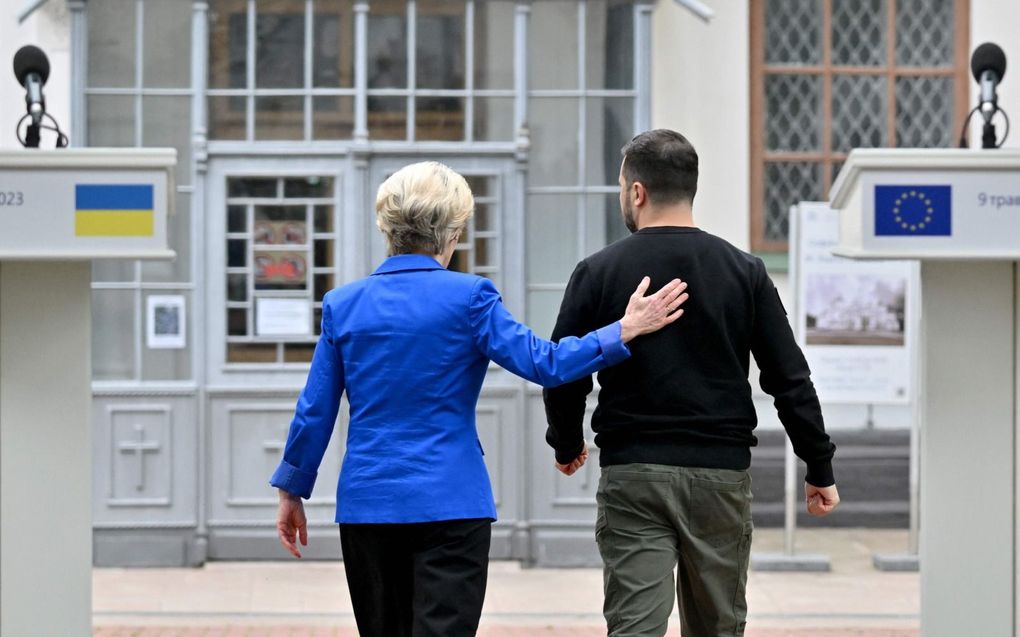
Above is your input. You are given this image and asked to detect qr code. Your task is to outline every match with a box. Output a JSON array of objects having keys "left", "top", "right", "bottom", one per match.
[{"left": 153, "top": 305, "right": 180, "bottom": 336}]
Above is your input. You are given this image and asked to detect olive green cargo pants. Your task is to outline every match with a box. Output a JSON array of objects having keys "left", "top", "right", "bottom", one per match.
[{"left": 595, "top": 464, "right": 754, "bottom": 637}]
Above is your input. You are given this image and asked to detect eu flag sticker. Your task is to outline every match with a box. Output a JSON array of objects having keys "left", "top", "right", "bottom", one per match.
[{"left": 874, "top": 185, "right": 952, "bottom": 236}]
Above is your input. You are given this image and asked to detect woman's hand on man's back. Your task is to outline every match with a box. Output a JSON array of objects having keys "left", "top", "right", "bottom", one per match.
[{"left": 619, "top": 277, "right": 689, "bottom": 343}]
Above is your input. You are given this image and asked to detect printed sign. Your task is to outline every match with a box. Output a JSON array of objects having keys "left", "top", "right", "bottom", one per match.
[
  {"left": 792, "top": 202, "right": 919, "bottom": 404},
  {"left": 146, "top": 295, "right": 186, "bottom": 349},
  {"left": 256, "top": 298, "right": 311, "bottom": 336}
]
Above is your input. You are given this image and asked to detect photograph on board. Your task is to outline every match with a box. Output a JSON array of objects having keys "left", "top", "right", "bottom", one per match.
[{"left": 805, "top": 274, "right": 906, "bottom": 347}]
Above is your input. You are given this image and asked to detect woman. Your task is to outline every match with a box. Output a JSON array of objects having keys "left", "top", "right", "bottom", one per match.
[{"left": 270, "top": 161, "right": 688, "bottom": 637}]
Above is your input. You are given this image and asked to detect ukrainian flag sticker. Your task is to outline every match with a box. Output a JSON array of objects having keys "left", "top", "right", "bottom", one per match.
[{"left": 75, "top": 184, "right": 155, "bottom": 237}]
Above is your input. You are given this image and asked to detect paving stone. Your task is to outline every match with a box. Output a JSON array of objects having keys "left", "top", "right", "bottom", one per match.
[{"left": 93, "top": 628, "right": 919, "bottom": 637}]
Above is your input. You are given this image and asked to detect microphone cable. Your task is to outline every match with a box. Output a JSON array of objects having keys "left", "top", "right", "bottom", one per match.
[
  {"left": 957, "top": 105, "right": 1011, "bottom": 149},
  {"left": 15, "top": 111, "right": 68, "bottom": 148}
]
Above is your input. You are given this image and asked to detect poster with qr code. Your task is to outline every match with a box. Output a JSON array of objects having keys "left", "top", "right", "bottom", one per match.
[{"left": 146, "top": 295, "right": 186, "bottom": 349}]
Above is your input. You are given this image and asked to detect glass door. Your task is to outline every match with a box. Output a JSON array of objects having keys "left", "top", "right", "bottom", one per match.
[{"left": 206, "top": 157, "right": 349, "bottom": 384}]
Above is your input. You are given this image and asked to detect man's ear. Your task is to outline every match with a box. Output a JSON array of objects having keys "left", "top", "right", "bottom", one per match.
[{"left": 633, "top": 181, "right": 647, "bottom": 207}]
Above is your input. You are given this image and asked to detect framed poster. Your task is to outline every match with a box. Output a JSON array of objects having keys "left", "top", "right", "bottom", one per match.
[
  {"left": 254, "top": 251, "right": 307, "bottom": 290},
  {"left": 146, "top": 295, "right": 186, "bottom": 349},
  {"left": 790, "top": 202, "right": 919, "bottom": 404}
]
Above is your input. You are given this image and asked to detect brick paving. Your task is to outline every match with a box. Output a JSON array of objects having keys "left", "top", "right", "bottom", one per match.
[
  {"left": 91, "top": 532, "right": 921, "bottom": 637},
  {"left": 93, "top": 628, "right": 919, "bottom": 637}
]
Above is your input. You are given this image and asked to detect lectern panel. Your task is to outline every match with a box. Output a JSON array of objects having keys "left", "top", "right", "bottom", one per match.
[{"left": 0, "top": 149, "right": 175, "bottom": 260}]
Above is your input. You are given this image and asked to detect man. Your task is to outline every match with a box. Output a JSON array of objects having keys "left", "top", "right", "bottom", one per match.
[{"left": 543, "top": 129, "right": 840, "bottom": 637}]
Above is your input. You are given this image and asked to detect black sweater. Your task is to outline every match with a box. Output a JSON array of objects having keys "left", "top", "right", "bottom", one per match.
[{"left": 543, "top": 226, "right": 835, "bottom": 487}]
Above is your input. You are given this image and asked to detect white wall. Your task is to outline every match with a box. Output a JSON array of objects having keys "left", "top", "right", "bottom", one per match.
[
  {"left": 970, "top": 0, "right": 1020, "bottom": 149},
  {"left": 0, "top": 1, "right": 71, "bottom": 150},
  {"left": 650, "top": 0, "right": 750, "bottom": 251}
]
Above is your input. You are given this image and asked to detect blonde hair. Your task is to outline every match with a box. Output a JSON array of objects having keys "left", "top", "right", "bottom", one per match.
[{"left": 375, "top": 161, "right": 474, "bottom": 256}]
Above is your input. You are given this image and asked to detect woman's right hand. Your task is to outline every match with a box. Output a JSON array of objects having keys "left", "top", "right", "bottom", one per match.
[
  {"left": 276, "top": 489, "right": 308, "bottom": 558},
  {"left": 619, "top": 276, "right": 689, "bottom": 343}
]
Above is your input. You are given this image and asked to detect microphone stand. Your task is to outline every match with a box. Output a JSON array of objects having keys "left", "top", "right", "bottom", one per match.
[
  {"left": 24, "top": 120, "right": 40, "bottom": 148},
  {"left": 982, "top": 113, "right": 997, "bottom": 149}
]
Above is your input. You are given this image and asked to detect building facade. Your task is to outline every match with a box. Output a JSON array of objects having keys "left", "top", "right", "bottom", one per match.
[
  {"left": 76, "top": 0, "right": 648, "bottom": 566},
  {"left": 4, "top": 0, "right": 1017, "bottom": 566}
]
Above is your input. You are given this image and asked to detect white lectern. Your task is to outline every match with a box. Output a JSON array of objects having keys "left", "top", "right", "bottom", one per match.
[
  {"left": 830, "top": 148, "right": 1020, "bottom": 637},
  {"left": 0, "top": 149, "right": 175, "bottom": 637}
]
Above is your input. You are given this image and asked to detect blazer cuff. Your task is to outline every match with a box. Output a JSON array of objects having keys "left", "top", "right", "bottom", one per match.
[
  {"left": 595, "top": 321, "right": 631, "bottom": 367},
  {"left": 805, "top": 460, "right": 835, "bottom": 488},
  {"left": 269, "top": 459, "right": 317, "bottom": 499}
]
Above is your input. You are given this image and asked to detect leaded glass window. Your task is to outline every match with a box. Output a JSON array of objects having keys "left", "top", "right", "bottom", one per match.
[{"left": 751, "top": 0, "right": 969, "bottom": 251}]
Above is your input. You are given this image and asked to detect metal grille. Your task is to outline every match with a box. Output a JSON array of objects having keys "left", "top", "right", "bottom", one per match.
[
  {"left": 832, "top": 0, "right": 886, "bottom": 66},
  {"left": 895, "top": 76, "right": 953, "bottom": 147},
  {"left": 764, "top": 162, "right": 821, "bottom": 242},
  {"left": 832, "top": 75, "right": 887, "bottom": 152},
  {"left": 896, "top": 0, "right": 954, "bottom": 67},
  {"left": 765, "top": 74, "right": 822, "bottom": 151},
  {"left": 765, "top": 0, "right": 822, "bottom": 65}
]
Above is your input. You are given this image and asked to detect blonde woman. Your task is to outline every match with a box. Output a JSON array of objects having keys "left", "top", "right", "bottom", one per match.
[{"left": 270, "top": 161, "right": 688, "bottom": 637}]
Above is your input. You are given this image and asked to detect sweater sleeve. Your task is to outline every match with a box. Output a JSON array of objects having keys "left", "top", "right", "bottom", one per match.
[
  {"left": 542, "top": 261, "right": 601, "bottom": 465},
  {"left": 749, "top": 259, "right": 836, "bottom": 487}
]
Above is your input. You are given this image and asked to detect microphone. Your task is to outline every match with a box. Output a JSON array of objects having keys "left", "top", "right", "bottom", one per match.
[
  {"left": 13, "top": 45, "right": 50, "bottom": 126},
  {"left": 971, "top": 43, "right": 1006, "bottom": 123}
]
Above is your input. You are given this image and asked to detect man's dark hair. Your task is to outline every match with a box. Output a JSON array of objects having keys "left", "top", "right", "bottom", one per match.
[{"left": 620, "top": 129, "right": 698, "bottom": 205}]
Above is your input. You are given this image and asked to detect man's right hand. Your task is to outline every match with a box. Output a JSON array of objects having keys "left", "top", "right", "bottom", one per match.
[
  {"left": 805, "top": 483, "right": 840, "bottom": 517},
  {"left": 555, "top": 443, "right": 589, "bottom": 476}
]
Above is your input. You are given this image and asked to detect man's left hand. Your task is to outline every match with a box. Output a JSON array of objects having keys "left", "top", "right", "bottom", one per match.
[
  {"left": 805, "top": 483, "right": 840, "bottom": 517},
  {"left": 555, "top": 443, "right": 589, "bottom": 476}
]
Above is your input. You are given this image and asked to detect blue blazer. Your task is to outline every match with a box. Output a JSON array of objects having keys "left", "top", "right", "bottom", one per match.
[{"left": 270, "top": 254, "right": 630, "bottom": 523}]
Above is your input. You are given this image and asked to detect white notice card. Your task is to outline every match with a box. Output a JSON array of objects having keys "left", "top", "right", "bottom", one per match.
[{"left": 256, "top": 298, "right": 311, "bottom": 336}]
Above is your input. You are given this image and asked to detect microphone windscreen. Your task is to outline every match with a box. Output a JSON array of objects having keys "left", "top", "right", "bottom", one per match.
[
  {"left": 13, "top": 45, "right": 50, "bottom": 87},
  {"left": 971, "top": 42, "right": 1006, "bottom": 82}
]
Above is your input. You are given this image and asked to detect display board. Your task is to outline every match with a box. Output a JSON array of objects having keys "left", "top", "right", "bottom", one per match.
[{"left": 790, "top": 202, "right": 919, "bottom": 404}]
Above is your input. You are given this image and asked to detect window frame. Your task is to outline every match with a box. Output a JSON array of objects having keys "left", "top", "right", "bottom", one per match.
[
  {"left": 223, "top": 175, "right": 339, "bottom": 366},
  {"left": 749, "top": 0, "right": 971, "bottom": 253},
  {"left": 85, "top": 0, "right": 196, "bottom": 384},
  {"left": 205, "top": 0, "right": 518, "bottom": 143}
]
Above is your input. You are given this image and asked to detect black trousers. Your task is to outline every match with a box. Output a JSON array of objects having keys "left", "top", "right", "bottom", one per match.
[{"left": 339, "top": 518, "right": 492, "bottom": 637}]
